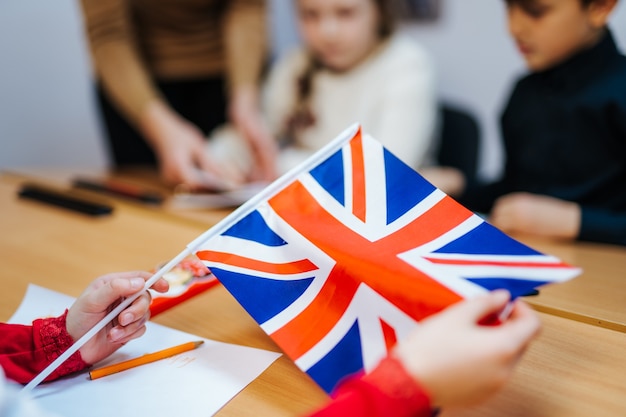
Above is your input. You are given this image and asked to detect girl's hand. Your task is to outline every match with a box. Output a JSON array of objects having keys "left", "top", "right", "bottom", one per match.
[
  {"left": 394, "top": 290, "right": 541, "bottom": 408},
  {"left": 66, "top": 271, "right": 169, "bottom": 365}
]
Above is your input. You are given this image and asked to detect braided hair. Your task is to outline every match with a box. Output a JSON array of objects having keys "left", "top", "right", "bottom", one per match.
[{"left": 284, "top": 0, "right": 396, "bottom": 140}]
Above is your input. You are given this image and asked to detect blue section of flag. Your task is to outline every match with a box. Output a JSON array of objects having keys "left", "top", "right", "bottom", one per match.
[
  {"left": 209, "top": 268, "right": 314, "bottom": 324},
  {"left": 467, "top": 277, "right": 549, "bottom": 298},
  {"left": 384, "top": 149, "right": 436, "bottom": 224},
  {"left": 310, "top": 150, "right": 345, "bottom": 206},
  {"left": 221, "top": 210, "right": 286, "bottom": 246},
  {"left": 306, "top": 320, "right": 364, "bottom": 393},
  {"left": 435, "top": 222, "right": 542, "bottom": 256}
]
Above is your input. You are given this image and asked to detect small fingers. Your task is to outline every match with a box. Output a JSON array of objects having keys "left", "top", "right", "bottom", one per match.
[
  {"left": 504, "top": 300, "right": 542, "bottom": 343},
  {"left": 85, "top": 272, "right": 151, "bottom": 312},
  {"left": 109, "top": 320, "right": 148, "bottom": 344},
  {"left": 457, "top": 290, "right": 512, "bottom": 324},
  {"left": 117, "top": 290, "right": 152, "bottom": 327},
  {"left": 108, "top": 273, "right": 168, "bottom": 298},
  {"left": 110, "top": 299, "right": 150, "bottom": 343},
  {"left": 150, "top": 277, "right": 170, "bottom": 294}
]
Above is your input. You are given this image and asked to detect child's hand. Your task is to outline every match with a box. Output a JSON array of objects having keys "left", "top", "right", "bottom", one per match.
[
  {"left": 66, "top": 271, "right": 169, "bottom": 365},
  {"left": 490, "top": 192, "right": 581, "bottom": 239},
  {"left": 393, "top": 290, "right": 541, "bottom": 408}
]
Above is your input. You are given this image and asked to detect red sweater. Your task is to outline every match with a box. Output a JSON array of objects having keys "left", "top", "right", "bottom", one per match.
[
  {"left": 0, "top": 314, "right": 433, "bottom": 417},
  {"left": 0, "top": 311, "right": 88, "bottom": 384},
  {"left": 307, "top": 356, "right": 433, "bottom": 417}
]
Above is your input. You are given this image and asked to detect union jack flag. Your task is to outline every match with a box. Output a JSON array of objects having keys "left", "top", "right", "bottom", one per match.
[{"left": 190, "top": 125, "right": 580, "bottom": 393}]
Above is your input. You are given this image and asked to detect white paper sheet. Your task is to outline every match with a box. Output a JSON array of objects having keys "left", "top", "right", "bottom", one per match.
[{"left": 10, "top": 284, "right": 281, "bottom": 417}]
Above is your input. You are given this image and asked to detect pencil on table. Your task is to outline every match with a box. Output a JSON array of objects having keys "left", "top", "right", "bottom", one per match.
[{"left": 89, "top": 340, "right": 204, "bottom": 380}]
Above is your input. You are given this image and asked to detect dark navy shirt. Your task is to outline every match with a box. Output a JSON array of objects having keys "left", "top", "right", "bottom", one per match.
[{"left": 460, "top": 30, "right": 626, "bottom": 246}]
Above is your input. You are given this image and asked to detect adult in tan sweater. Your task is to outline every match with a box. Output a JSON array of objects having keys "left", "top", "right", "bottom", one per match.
[{"left": 79, "top": 0, "right": 276, "bottom": 189}]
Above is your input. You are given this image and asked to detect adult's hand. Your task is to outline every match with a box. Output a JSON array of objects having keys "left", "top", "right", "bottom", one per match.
[
  {"left": 139, "top": 101, "right": 226, "bottom": 189},
  {"left": 230, "top": 85, "right": 278, "bottom": 182}
]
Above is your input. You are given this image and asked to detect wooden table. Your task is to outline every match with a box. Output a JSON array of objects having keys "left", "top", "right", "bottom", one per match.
[
  {"left": 2, "top": 169, "right": 626, "bottom": 416},
  {"left": 441, "top": 313, "right": 626, "bottom": 417},
  {"left": 512, "top": 234, "right": 626, "bottom": 332}
]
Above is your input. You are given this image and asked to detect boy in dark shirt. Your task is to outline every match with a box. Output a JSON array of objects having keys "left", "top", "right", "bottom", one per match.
[{"left": 459, "top": 0, "right": 626, "bottom": 246}]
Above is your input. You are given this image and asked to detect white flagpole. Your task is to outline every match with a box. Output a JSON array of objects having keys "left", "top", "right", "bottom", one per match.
[{"left": 21, "top": 247, "right": 192, "bottom": 393}]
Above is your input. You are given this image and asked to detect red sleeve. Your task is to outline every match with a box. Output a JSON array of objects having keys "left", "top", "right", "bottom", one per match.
[
  {"left": 306, "top": 356, "right": 434, "bottom": 417},
  {"left": 0, "top": 310, "right": 88, "bottom": 384}
]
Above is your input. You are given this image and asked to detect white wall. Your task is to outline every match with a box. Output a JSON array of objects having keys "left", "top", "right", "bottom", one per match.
[
  {"left": 1, "top": 0, "right": 625, "bottom": 177},
  {"left": 0, "top": 0, "right": 106, "bottom": 170}
]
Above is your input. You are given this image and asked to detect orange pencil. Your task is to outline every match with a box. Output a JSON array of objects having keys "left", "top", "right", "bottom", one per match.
[{"left": 89, "top": 340, "right": 204, "bottom": 380}]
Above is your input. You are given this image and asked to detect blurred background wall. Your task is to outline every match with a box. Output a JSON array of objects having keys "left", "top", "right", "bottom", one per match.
[
  {"left": 1, "top": 0, "right": 624, "bottom": 181},
  {"left": 0, "top": 0, "right": 106, "bottom": 169}
]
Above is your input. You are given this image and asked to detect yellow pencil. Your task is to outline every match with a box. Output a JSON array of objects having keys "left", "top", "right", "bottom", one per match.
[{"left": 89, "top": 340, "right": 204, "bottom": 380}]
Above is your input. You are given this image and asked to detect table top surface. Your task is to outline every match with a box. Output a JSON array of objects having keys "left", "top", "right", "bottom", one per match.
[
  {"left": 3, "top": 168, "right": 626, "bottom": 416},
  {"left": 440, "top": 312, "right": 626, "bottom": 417},
  {"left": 514, "top": 235, "right": 626, "bottom": 332}
]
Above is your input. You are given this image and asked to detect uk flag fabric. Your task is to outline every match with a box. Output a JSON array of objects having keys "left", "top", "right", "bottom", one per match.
[{"left": 191, "top": 125, "right": 580, "bottom": 393}]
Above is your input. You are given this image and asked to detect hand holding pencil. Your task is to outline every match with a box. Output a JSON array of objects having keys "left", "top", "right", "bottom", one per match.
[{"left": 90, "top": 340, "right": 205, "bottom": 380}]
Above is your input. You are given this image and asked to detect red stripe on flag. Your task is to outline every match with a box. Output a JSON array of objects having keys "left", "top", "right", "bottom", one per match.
[
  {"left": 380, "top": 318, "right": 398, "bottom": 351},
  {"left": 269, "top": 269, "right": 361, "bottom": 359},
  {"left": 350, "top": 131, "right": 367, "bottom": 222},
  {"left": 196, "top": 250, "right": 318, "bottom": 274}
]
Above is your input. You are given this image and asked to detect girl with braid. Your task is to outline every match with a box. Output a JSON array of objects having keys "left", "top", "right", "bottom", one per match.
[{"left": 210, "top": 0, "right": 463, "bottom": 193}]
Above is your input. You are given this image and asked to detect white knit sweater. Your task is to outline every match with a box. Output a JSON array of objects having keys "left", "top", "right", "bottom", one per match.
[{"left": 263, "top": 33, "right": 439, "bottom": 171}]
